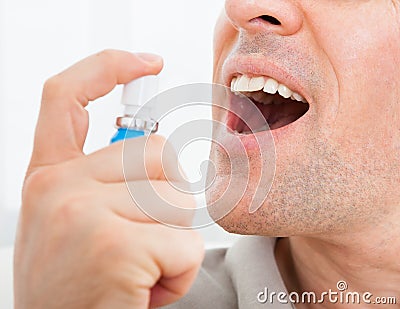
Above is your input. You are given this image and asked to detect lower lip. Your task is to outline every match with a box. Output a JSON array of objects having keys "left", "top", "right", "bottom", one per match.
[{"left": 236, "top": 123, "right": 294, "bottom": 153}]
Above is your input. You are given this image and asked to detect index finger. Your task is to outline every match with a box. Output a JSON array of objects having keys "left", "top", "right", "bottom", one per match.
[{"left": 29, "top": 50, "right": 163, "bottom": 174}]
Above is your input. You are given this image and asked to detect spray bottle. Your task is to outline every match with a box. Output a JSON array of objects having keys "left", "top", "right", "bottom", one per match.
[{"left": 110, "top": 75, "right": 159, "bottom": 143}]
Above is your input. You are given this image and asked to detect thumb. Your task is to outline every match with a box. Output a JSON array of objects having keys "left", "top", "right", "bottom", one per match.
[{"left": 29, "top": 50, "right": 163, "bottom": 173}]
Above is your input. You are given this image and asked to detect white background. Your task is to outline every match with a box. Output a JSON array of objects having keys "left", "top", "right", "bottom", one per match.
[{"left": 0, "top": 1, "right": 239, "bottom": 306}]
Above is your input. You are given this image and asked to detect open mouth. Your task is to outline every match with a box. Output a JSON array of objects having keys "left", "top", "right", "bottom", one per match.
[{"left": 228, "top": 75, "right": 310, "bottom": 133}]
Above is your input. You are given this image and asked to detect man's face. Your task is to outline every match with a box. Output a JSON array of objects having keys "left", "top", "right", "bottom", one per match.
[{"left": 208, "top": 0, "right": 400, "bottom": 236}]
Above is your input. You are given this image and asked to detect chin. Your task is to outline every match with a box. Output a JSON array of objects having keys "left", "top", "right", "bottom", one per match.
[
  {"left": 206, "top": 174, "right": 345, "bottom": 238},
  {"left": 206, "top": 188, "right": 293, "bottom": 237}
]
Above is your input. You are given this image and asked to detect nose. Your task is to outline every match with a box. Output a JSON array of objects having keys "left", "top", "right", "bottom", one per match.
[{"left": 225, "top": 0, "right": 303, "bottom": 36}]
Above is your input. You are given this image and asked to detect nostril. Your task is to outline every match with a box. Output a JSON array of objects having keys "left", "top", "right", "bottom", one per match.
[{"left": 259, "top": 15, "right": 281, "bottom": 26}]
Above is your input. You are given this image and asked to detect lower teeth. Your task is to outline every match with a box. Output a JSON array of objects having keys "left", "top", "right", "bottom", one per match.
[{"left": 232, "top": 124, "right": 270, "bottom": 135}]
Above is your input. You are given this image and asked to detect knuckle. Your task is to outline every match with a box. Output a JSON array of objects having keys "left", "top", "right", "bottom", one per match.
[
  {"left": 23, "top": 165, "right": 66, "bottom": 200},
  {"left": 187, "top": 231, "right": 205, "bottom": 260},
  {"left": 91, "top": 223, "right": 127, "bottom": 257},
  {"left": 146, "top": 134, "right": 167, "bottom": 153},
  {"left": 173, "top": 196, "right": 196, "bottom": 227},
  {"left": 146, "top": 135, "right": 176, "bottom": 164},
  {"left": 143, "top": 135, "right": 169, "bottom": 176},
  {"left": 173, "top": 230, "right": 204, "bottom": 266},
  {"left": 96, "top": 49, "right": 118, "bottom": 65},
  {"left": 53, "top": 194, "right": 92, "bottom": 224},
  {"left": 42, "top": 75, "right": 64, "bottom": 98},
  {"left": 21, "top": 167, "right": 92, "bottom": 233}
]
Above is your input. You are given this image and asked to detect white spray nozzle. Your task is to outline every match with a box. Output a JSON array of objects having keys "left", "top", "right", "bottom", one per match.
[{"left": 121, "top": 75, "right": 159, "bottom": 117}]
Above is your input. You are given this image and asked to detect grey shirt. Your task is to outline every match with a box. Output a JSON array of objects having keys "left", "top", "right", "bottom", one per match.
[{"left": 164, "top": 236, "right": 294, "bottom": 309}]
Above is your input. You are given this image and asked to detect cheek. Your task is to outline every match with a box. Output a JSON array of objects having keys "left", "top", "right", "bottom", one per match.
[
  {"left": 212, "top": 14, "right": 238, "bottom": 123},
  {"left": 213, "top": 12, "right": 238, "bottom": 84},
  {"left": 313, "top": 6, "right": 400, "bottom": 149}
]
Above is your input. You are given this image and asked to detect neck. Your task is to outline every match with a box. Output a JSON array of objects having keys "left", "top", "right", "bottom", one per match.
[{"left": 275, "top": 227, "right": 400, "bottom": 308}]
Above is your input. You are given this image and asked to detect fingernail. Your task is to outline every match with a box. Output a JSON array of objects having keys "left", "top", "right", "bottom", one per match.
[{"left": 136, "top": 53, "right": 162, "bottom": 64}]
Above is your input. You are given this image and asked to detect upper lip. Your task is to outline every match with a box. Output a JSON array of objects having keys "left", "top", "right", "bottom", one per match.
[{"left": 222, "top": 53, "right": 311, "bottom": 104}]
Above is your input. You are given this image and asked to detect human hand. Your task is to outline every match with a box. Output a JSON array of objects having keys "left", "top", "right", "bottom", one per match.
[{"left": 14, "top": 50, "right": 204, "bottom": 309}]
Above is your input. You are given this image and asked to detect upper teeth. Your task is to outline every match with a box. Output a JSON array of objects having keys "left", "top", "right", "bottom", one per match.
[{"left": 231, "top": 75, "right": 307, "bottom": 103}]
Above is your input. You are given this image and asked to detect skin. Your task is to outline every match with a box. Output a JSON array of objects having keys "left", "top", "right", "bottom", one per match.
[{"left": 211, "top": 0, "right": 400, "bottom": 308}]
